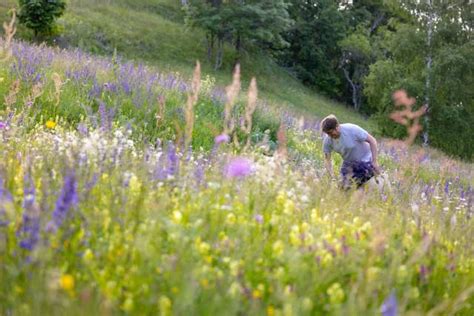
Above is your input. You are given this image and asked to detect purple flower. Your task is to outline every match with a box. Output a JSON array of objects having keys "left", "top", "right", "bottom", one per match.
[
  {"left": 77, "top": 123, "right": 89, "bottom": 136},
  {"left": 194, "top": 159, "right": 205, "bottom": 187},
  {"left": 0, "top": 121, "right": 6, "bottom": 130},
  {"left": 254, "top": 214, "right": 263, "bottom": 224},
  {"left": 214, "top": 134, "right": 230, "bottom": 145},
  {"left": 0, "top": 179, "right": 13, "bottom": 226},
  {"left": 419, "top": 264, "right": 429, "bottom": 282},
  {"left": 48, "top": 172, "right": 78, "bottom": 231},
  {"left": 18, "top": 173, "right": 39, "bottom": 251},
  {"left": 224, "top": 157, "right": 253, "bottom": 179},
  {"left": 166, "top": 141, "right": 179, "bottom": 178},
  {"left": 381, "top": 292, "right": 398, "bottom": 316}
]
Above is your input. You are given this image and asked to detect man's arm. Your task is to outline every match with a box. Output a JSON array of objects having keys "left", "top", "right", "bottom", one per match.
[
  {"left": 324, "top": 152, "right": 334, "bottom": 178},
  {"left": 366, "top": 134, "right": 381, "bottom": 174}
]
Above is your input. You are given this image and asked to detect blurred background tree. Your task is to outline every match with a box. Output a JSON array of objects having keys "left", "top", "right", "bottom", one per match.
[{"left": 17, "top": 0, "right": 66, "bottom": 38}]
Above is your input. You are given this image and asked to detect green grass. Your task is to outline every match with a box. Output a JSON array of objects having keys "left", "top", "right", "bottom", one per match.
[{"left": 0, "top": 0, "right": 377, "bottom": 133}]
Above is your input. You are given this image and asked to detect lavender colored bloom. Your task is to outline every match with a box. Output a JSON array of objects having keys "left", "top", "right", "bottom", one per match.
[
  {"left": 98, "top": 101, "right": 115, "bottom": 131},
  {"left": 88, "top": 80, "right": 102, "bottom": 99},
  {"left": 0, "top": 179, "right": 13, "bottom": 226},
  {"left": 103, "top": 82, "right": 118, "bottom": 93},
  {"left": 194, "top": 159, "right": 205, "bottom": 187},
  {"left": 77, "top": 123, "right": 89, "bottom": 136},
  {"left": 215, "top": 134, "right": 230, "bottom": 145},
  {"left": 121, "top": 79, "right": 132, "bottom": 95},
  {"left": 48, "top": 173, "right": 78, "bottom": 231},
  {"left": 380, "top": 292, "right": 398, "bottom": 316},
  {"left": 419, "top": 264, "right": 429, "bottom": 282},
  {"left": 444, "top": 181, "right": 450, "bottom": 195},
  {"left": 18, "top": 173, "right": 40, "bottom": 251},
  {"left": 224, "top": 157, "right": 253, "bottom": 179},
  {"left": 166, "top": 141, "right": 179, "bottom": 177},
  {"left": 254, "top": 214, "right": 263, "bottom": 224},
  {"left": 65, "top": 66, "right": 96, "bottom": 84}
]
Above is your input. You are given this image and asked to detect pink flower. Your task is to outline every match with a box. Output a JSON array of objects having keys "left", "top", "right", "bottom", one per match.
[
  {"left": 214, "top": 134, "right": 230, "bottom": 145},
  {"left": 224, "top": 157, "right": 253, "bottom": 178}
]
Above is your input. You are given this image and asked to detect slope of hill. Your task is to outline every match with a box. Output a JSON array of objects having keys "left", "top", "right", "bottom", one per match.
[
  {"left": 0, "top": 0, "right": 377, "bottom": 131},
  {"left": 1, "top": 3, "right": 474, "bottom": 315}
]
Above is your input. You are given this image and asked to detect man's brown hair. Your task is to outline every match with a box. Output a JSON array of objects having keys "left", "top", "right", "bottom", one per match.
[{"left": 321, "top": 114, "right": 339, "bottom": 133}]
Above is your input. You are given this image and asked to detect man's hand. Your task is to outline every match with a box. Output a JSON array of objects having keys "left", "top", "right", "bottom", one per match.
[
  {"left": 372, "top": 161, "right": 381, "bottom": 175},
  {"left": 324, "top": 153, "right": 334, "bottom": 179}
]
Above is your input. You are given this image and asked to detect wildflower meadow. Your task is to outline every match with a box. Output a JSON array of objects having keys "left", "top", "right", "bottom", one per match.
[{"left": 0, "top": 13, "right": 474, "bottom": 316}]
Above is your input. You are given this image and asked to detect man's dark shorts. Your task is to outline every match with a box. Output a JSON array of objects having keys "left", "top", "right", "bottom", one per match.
[{"left": 340, "top": 160, "right": 375, "bottom": 189}]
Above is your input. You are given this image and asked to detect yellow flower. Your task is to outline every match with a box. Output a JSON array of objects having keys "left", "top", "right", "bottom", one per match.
[
  {"left": 283, "top": 303, "right": 293, "bottom": 316},
  {"left": 172, "top": 211, "right": 182, "bottom": 224},
  {"left": 122, "top": 297, "right": 134, "bottom": 312},
  {"left": 158, "top": 295, "right": 172, "bottom": 316},
  {"left": 302, "top": 297, "right": 313, "bottom": 311},
  {"left": 327, "top": 283, "right": 345, "bottom": 305},
  {"left": 409, "top": 287, "right": 420, "bottom": 299},
  {"left": 83, "top": 249, "right": 94, "bottom": 262},
  {"left": 59, "top": 274, "right": 75, "bottom": 291},
  {"left": 229, "top": 260, "right": 241, "bottom": 277},
  {"left": 366, "top": 267, "right": 381, "bottom": 282},
  {"left": 283, "top": 199, "right": 295, "bottom": 215},
  {"left": 228, "top": 282, "right": 241, "bottom": 297},
  {"left": 272, "top": 240, "right": 284, "bottom": 257},
  {"left": 45, "top": 120, "right": 57, "bottom": 129},
  {"left": 397, "top": 265, "right": 408, "bottom": 283},
  {"left": 200, "top": 278, "right": 209, "bottom": 288},
  {"left": 267, "top": 306, "right": 275, "bottom": 316},
  {"left": 226, "top": 213, "right": 236, "bottom": 225},
  {"left": 252, "top": 289, "right": 262, "bottom": 299},
  {"left": 198, "top": 241, "right": 210, "bottom": 255}
]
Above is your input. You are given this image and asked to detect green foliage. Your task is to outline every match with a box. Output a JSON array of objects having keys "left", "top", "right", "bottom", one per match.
[
  {"left": 185, "top": 0, "right": 293, "bottom": 68},
  {"left": 364, "top": 0, "right": 474, "bottom": 160},
  {"left": 17, "top": 0, "right": 66, "bottom": 37},
  {"left": 277, "top": 0, "right": 347, "bottom": 98}
]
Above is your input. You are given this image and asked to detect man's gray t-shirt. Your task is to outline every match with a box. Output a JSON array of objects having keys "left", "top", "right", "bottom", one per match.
[{"left": 323, "top": 123, "right": 372, "bottom": 162}]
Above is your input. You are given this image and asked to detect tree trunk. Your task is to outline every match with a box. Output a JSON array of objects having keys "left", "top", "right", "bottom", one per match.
[
  {"left": 423, "top": 0, "right": 434, "bottom": 146},
  {"left": 207, "top": 33, "right": 215, "bottom": 62},
  {"left": 342, "top": 66, "right": 361, "bottom": 111},
  {"left": 214, "top": 37, "right": 224, "bottom": 70}
]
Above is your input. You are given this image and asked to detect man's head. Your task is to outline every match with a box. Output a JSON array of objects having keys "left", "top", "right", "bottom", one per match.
[{"left": 321, "top": 114, "right": 340, "bottom": 139}]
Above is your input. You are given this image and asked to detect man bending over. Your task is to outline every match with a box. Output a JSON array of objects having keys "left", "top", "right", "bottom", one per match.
[{"left": 322, "top": 115, "right": 380, "bottom": 189}]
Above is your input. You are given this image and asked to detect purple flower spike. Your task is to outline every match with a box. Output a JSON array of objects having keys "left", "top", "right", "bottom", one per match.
[
  {"left": 215, "top": 134, "right": 230, "bottom": 145},
  {"left": 0, "top": 121, "right": 6, "bottom": 129},
  {"left": 381, "top": 292, "right": 398, "bottom": 316},
  {"left": 224, "top": 157, "right": 253, "bottom": 179},
  {"left": 48, "top": 172, "right": 78, "bottom": 232}
]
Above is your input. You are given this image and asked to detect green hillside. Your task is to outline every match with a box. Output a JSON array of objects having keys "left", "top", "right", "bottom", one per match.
[{"left": 0, "top": 0, "right": 377, "bottom": 131}]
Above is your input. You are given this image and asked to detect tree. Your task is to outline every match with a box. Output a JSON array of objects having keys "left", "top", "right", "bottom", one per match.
[
  {"left": 278, "top": 0, "right": 347, "bottom": 97},
  {"left": 338, "top": 0, "right": 400, "bottom": 111},
  {"left": 185, "top": 0, "right": 292, "bottom": 69},
  {"left": 18, "top": 0, "right": 66, "bottom": 38},
  {"left": 364, "top": 0, "right": 474, "bottom": 159}
]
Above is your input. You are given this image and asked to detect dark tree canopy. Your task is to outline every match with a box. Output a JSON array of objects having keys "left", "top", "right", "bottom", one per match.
[{"left": 18, "top": 0, "right": 66, "bottom": 37}]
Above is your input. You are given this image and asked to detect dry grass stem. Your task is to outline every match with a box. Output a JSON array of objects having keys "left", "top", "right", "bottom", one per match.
[
  {"left": 184, "top": 61, "right": 201, "bottom": 148},
  {"left": 1, "top": 9, "right": 16, "bottom": 61},
  {"left": 276, "top": 122, "right": 288, "bottom": 161},
  {"left": 4, "top": 79, "right": 20, "bottom": 110},
  {"left": 52, "top": 73, "right": 63, "bottom": 106},
  {"left": 390, "top": 89, "right": 427, "bottom": 146},
  {"left": 242, "top": 77, "right": 258, "bottom": 150},
  {"left": 156, "top": 95, "right": 166, "bottom": 127},
  {"left": 223, "top": 64, "right": 241, "bottom": 136}
]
